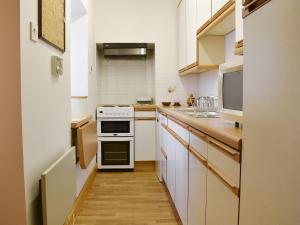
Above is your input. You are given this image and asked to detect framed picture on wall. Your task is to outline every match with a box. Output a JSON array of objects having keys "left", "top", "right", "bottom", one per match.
[{"left": 38, "top": 0, "right": 65, "bottom": 52}]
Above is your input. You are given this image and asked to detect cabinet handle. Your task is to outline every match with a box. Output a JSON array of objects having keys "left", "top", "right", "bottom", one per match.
[
  {"left": 207, "top": 162, "right": 240, "bottom": 197},
  {"left": 189, "top": 146, "right": 207, "bottom": 167},
  {"left": 208, "top": 137, "right": 241, "bottom": 163}
]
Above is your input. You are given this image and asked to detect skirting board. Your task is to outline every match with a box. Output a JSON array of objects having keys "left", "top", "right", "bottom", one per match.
[{"left": 64, "top": 165, "right": 97, "bottom": 225}]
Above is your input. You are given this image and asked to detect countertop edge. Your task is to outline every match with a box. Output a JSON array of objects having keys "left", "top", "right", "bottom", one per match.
[{"left": 157, "top": 106, "right": 242, "bottom": 151}]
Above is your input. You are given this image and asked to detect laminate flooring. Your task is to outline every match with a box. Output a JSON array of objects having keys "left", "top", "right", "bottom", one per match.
[{"left": 75, "top": 162, "right": 182, "bottom": 225}]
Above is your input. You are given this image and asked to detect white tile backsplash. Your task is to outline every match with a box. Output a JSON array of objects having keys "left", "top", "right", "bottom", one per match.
[{"left": 97, "top": 55, "right": 155, "bottom": 104}]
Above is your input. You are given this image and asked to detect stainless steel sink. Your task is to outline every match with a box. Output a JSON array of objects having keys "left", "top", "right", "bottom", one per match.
[{"left": 176, "top": 108, "right": 220, "bottom": 118}]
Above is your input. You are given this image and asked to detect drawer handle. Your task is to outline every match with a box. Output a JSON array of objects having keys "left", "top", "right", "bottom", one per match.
[
  {"left": 135, "top": 117, "right": 156, "bottom": 121},
  {"left": 207, "top": 162, "right": 240, "bottom": 197},
  {"left": 161, "top": 147, "right": 167, "bottom": 159},
  {"left": 189, "top": 127, "right": 207, "bottom": 142},
  {"left": 168, "top": 116, "right": 189, "bottom": 130},
  {"left": 162, "top": 123, "right": 189, "bottom": 149},
  {"left": 189, "top": 146, "right": 207, "bottom": 167},
  {"left": 208, "top": 138, "right": 241, "bottom": 163}
]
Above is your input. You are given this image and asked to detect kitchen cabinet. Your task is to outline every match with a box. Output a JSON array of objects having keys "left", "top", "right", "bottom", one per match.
[
  {"left": 157, "top": 113, "right": 168, "bottom": 182},
  {"left": 135, "top": 111, "right": 156, "bottom": 161},
  {"left": 166, "top": 129, "right": 176, "bottom": 200},
  {"left": 186, "top": 0, "right": 198, "bottom": 66},
  {"left": 174, "top": 138, "right": 189, "bottom": 225},
  {"left": 212, "top": 0, "right": 231, "bottom": 16},
  {"left": 196, "top": 0, "right": 212, "bottom": 29},
  {"left": 235, "top": 0, "right": 243, "bottom": 42},
  {"left": 188, "top": 130, "right": 208, "bottom": 225},
  {"left": 178, "top": 0, "right": 187, "bottom": 70},
  {"left": 206, "top": 167, "right": 239, "bottom": 225},
  {"left": 206, "top": 139, "right": 240, "bottom": 225}
]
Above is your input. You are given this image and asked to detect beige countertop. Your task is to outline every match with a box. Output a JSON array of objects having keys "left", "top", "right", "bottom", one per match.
[
  {"left": 157, "top": 106, "right": 242, "bottom": 151},
  {"left": 71, "top": 115, "right": 93, "bottom": 129}
]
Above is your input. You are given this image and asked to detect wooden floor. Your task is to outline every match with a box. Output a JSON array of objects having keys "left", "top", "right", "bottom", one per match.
[{"left": 75, "top": 162, "right": 182, "bottom": 225}]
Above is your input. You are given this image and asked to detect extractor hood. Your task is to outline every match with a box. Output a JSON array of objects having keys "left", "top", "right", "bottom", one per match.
[{"left": 103, "top": 43, "right": 147, "bottom": 57}]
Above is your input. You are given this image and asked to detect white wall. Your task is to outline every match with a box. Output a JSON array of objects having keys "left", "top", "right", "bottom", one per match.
[
  {"left": 20, "top": 1, "right": 71, "bottom": 224},
  {"left": 71, "top": 14, "right": 88, "bottom": 97},
  {"left": 197, "top": 30, "right": 242, "bottom": 97},
  {"left": 94, "top": 0, "right": 199, "bottom": 105},
  {"left": 74, "top": 0, "right": 97, "bottom": 197}
]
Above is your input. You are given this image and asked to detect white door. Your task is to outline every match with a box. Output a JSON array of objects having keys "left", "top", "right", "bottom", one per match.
[
  {"left": 186, "top": 0, "right": 197, "bottom": 66},
  {"left": 177, "top": 0, "right": 187, "bottom": 70},
  {"left": 206, "top": 169, "right": 239, "bottom": 225},
  {"left": 188, "top": 152, "right": 207, "bottom": 225},
  {"left": 175, "top": 140, "right": 188, "bottom": 225},
  {"left": 135, "top": 120, "right": 156, "bottom": 161},
  {"left": 196, "top": 0, "right": 212, "bottom": 29},
  {"left": 166, "top": 132, "right": 176, "bottom": 201},
  {"left": 212, "top": 0, "right": 230, "bottom": 16}
]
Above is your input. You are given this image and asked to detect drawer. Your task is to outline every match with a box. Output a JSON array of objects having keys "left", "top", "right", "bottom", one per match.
[
  {"left": 207, "top": 138, "right": 240, "bottom": 187},
  {"left": 168, "top": 118, "right": 189, "bottom": 144},
  {"left": 135, "top": 111, "right": 156, "bottom": 118},
  {"left": 189, "top": 128, "right": 208, "bottom": 159}
]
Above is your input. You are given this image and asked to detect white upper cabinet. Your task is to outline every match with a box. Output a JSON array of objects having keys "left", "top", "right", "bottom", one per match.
[
  {"left": 178, "top": 0, "right": 187, "bottom": 70},
  {"left": 235, "top": 0, "right": 243, "bottom": 42},
  {"left": 196, "top": 0, "right": 212, "bottom": 29},
  {"left": 212, "top": 0, "right": 230, "bottom": 16},
  {"left": 186, "top": 0, "right": 198, "bottom": 66}
]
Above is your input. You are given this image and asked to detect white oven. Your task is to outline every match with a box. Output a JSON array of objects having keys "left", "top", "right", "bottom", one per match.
[
  {"left": 97, "top": 105, "right": 135, "bottom": 170},
  {"left": 97, "top": 118, "right": 134, "bottom": 137},
  {"left": 97, "top": 136, "right": 134, "bottom": 169}
]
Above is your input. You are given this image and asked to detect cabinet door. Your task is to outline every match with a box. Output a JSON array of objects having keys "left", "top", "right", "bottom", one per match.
[
  {"left": 196, "top": 0, "right": 212, "bottom": 29},
  {"left": 175, "top": 140, "right": 188, "bottom": 225},
  {"left": 206, "top": 169, "right": 239, "bottom": 225},
  {"left": 235, "top": 0, "right": 243, "bottom": 42},
  {"left": 166, "top": 132, "right": 176, "bottom": 201},
  {"left": 188, "top": 152, "right": 207, "bottom": 225},
  {"left": 186, "top": 0, "right": 197, "bottom": 66},
  {"left": 135, "top": 120, "right": 156, "bottom": 161},
  {"left": 212, "top": 0, "right": 230, "bottom": 16},
  {"left": 177, "top": 0, "right": 187, "bottom": 70},
  {"left": 156, "top": 115, "right": 162, "bottom": 180}
]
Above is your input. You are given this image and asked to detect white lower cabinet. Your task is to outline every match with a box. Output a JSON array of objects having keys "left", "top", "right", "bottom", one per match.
[
  {"left": 175, "top": 139, "right": 189, "bottom": 225},
  {"left": 159, "top": 114, "right": 240, "bottom": 225},
  {"left": 188, "top": 152, "right": 207, "bottom": 225},
  {"left": 166, "top": 131, "right": 176, "bottom": 200},
  {"left": 206, "top": 169, "right": 239, "bottom": 225},
  {"left": 135, "top": 119, "right": 156, "bottom": 161}
]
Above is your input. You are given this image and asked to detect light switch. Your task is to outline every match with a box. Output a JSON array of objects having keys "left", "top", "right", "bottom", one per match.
[
  {"left": 30, "top": 22, "right": 38, "bottom": 42},
  {"left": 51, "top": 56, "right": 63, "bottom": 76}
]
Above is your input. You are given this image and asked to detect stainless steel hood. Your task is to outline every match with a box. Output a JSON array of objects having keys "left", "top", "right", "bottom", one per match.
[{"left": 103, "top": 43, "right": 147, "bottom": 57}]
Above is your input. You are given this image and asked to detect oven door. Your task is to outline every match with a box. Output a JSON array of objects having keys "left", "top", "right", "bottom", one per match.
[
  {"left": 97, "top": 118, "right": 134, "bottom": 137},
  {"left": 97, "top": 137, "right": 134, "bottom": 169}
]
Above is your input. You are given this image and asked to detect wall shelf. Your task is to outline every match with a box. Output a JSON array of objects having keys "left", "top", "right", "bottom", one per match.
[{"left": 179, "top": 0, "right": 236, "bottom": 76}]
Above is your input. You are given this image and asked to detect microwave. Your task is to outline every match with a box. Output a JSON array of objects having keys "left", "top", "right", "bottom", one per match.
[{"left": 218, "top": 58, "right": 243, "bottom": 125}]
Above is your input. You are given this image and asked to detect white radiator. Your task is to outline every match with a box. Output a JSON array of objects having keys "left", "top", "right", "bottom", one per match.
[{"left": 41, "top": 147, "right": 76, "bottom": 225}]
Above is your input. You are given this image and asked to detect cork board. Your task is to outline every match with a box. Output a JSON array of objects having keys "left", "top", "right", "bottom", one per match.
[{"left": 38, "top": 0, "right": 65, "bottom": 52}]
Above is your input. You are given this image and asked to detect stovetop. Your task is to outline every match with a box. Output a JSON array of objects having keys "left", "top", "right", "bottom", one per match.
[{"left": 97, "top": 104, "right": 134, "bottom": 118}]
